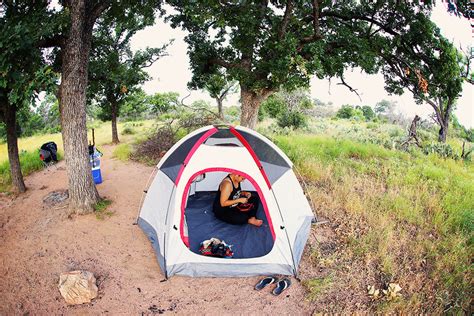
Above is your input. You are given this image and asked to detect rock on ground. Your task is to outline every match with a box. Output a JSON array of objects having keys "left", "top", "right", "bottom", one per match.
[{"left": 58, "top": 270, "right": 98, "bottom": 305}]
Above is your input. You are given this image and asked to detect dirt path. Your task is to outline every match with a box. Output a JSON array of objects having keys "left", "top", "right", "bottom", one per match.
[{"left": 0, "top": 145, "right": 312, "bottom": 315}]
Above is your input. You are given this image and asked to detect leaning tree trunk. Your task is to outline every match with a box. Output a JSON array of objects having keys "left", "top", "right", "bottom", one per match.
[
  {"left": 59, "top": 0, "right": 100, "bottom": 214},
  {"left": 4, "top": 104, "right": 26, "bottom": 193},
  {"left": 111, "top": 101, "right": 120, "bottom": 144},
  {"left": 240, "top": 88, "right": 272, "bottom": 129}
]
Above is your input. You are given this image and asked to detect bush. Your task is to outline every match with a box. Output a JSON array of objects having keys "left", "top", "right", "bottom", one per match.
[
  {"left": 133, "top": 125, "right": 176, "bottom": 164},
  {"left": 121, "top": 125, "right": 135, "bottom": 135},
  {"left": 134, "top": 109, "right": 217, "bottom": 164},
  {"left": 359, "top": 105, "right": 376, "bottom": 121},
  {"left": 277, "top": 111, "right": 307, "bottom": 129},
  {"left": 261, "top": 95, "right": 286, "bottom": 118},
  {"left": 423, "top": 142, "right": 458, "bottom": 159},
  {"left": 335, "top": 105, "right": 355, "bottom": 119},
  {"left": 335, "top": 105, "right": 364, "bottom": 120}
]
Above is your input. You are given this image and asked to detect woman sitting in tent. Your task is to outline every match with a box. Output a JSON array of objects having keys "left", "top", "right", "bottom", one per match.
[{"left": 212, "top": 173, "right": 263, "bottom": 227}]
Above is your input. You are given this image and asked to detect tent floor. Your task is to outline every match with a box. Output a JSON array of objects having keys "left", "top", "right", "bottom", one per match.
[{"left": 185, "top": 191, "right": 274, "bottom": 259}]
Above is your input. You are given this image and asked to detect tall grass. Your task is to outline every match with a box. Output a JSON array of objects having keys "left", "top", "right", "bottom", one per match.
[
  {"left": 113, "top": 143, "right": 132, "bottom": 161},
  {"left": 274, "top": 134, "right": 473, "bottom": 313},
  {"left": 0, "top": 150, "right": 63, "bottom": 191},
  {"left": 0, "top": 120, "right": 154, "bottom": 191}
]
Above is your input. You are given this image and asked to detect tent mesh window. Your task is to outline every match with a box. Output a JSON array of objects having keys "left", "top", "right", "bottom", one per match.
[{"left": 204, "top": 129, "right": 243, "bottom": 147}]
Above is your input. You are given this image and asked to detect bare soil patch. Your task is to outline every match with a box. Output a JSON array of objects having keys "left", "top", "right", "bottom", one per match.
[{"left": 0, "top": 145, "right": 313, "bottom": 315}]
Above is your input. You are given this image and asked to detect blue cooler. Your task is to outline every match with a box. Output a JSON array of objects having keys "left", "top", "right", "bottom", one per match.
[
  {"left": 92, "top": 165, "right": 102, "bottom": 184},
  {"left": 90, "top": 152, "right": 102, "bottom": 184}
]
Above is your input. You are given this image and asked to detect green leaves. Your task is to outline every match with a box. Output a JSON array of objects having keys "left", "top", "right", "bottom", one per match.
[
  {"left": 88, "top": 16, "right": 169, "bottom": 119},
  {"left": 167, "top": 0, "right": 442, "bottom": 100},
  {"left": 0, "top": 2, "right": 58, "bottom": 118}
]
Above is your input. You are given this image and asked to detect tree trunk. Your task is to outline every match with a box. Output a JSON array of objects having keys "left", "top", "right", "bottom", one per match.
[
  {"left": 436, "top": 98, "right": 452, "bottom": 143},
  {"left": 111, "top": 101, "right": 120, "bottom": 144},
  {"left": 59, "top": 0, "right": 100, "bottom": 214},
  {"left": 4, "top": 104, "right": 26, "bottom": 193},
  {"left": 240, "top": 88, "right": 272, "bottom": 129},
  {"left": 438, "top": 121, "right": 448, "bottom": 143},
  {"left": 216, "top": 98, "right": 224, "bottom": 121}
]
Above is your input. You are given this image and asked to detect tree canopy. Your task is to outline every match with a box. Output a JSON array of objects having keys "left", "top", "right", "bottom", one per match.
[
  {"left": 377, "top": 15, "right": 464, "bottom": 142},
  {"left": 166, "top": 0, "right": 444, "bottom": 128}
]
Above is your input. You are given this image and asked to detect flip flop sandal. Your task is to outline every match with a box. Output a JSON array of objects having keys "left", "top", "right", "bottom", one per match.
[
  {"left": 272, "top": 278, "right": 291, "bottom": 295},
  {"left": 254, "top": 276, "right": 278, "bottom": 290}
]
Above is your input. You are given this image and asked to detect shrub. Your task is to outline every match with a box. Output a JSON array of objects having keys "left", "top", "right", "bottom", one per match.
[
  {"left": 133, "top": 125, "right": 176, "bottom": 163},
  {"left": 335, "top": 105, "right": 365, "bottom": 121},
  {"left": 360, "top": 105, "right": 376, "bottom": 121},
  {"left": 261, "top": 95, "right": 286, "bottom": 118},
  {"left": 423, "top": 142, "right": 458, "bottom": 159},
  {"left": 277, "top": 111, "right": 307, "bottom": 129},
  {"left": 335, "top": 105, "right": 355, "bottom": 119},
  {"left": 121, "top": 125, "right": 135, "bottom": 135}
]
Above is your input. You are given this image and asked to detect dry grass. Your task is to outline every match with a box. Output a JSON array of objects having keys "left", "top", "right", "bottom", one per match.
[{"left": 275, "top": 134, "right": 473, "bottom": 313}]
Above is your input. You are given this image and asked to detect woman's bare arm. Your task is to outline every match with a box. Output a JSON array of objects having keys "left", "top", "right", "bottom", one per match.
[{"left": 219, "top": 181, "right": 247, "bottom": 207}]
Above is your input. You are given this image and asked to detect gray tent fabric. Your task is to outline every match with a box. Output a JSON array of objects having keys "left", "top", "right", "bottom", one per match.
[
  {"left": 261, "top": 161, "right": 291, "bottom": 185},
  {"left": 292, "top": 216, "right": 313, "bottom": 271},
  {"left": 167, "top": 262, "right": 293, "bottom": 278},
  {"left": 236, "top": 129, "right": 291, "bottom": 168},
  {"left": 160, "top": 131, "right": 208, "bottom": 182},
  {"left": 138, "top": 217, "right": 166, "bottom": 274}
]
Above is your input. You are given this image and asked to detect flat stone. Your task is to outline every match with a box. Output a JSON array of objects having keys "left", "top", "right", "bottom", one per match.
[{"left": 58, "top": 270, "right": 98, "bottom": 305}]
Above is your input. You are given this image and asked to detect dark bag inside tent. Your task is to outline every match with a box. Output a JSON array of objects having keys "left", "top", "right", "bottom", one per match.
[{"left": 184, "top": 172, "right": 274, "bottom": 259}]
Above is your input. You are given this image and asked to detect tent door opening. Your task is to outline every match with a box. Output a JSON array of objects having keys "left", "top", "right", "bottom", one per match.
[{"left": 180, "top": 169, "right": 275, "bottom": 259}]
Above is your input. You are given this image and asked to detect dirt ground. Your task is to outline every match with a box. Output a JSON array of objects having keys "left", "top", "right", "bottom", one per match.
[{"left": 0, "top": 145, "right": 314, "bottom": 315}]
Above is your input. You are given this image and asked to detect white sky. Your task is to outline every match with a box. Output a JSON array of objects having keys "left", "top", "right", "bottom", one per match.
[{"left": 131, "top": 2, "right": 473, "bottom": 128}]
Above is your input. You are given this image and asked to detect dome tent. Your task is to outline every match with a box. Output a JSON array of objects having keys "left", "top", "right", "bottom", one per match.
[{"left": 138, "top": 125, "right": 314, "bottom": 278}]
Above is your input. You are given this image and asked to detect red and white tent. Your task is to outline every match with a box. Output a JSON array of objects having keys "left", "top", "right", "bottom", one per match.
[{"left": 138, "top": 125, "right": 314, "bottom": 278}]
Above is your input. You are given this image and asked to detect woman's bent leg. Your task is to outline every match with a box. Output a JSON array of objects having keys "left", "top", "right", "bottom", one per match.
[{"left": 214, "top": 208, "right": 249, "bottom": 225}]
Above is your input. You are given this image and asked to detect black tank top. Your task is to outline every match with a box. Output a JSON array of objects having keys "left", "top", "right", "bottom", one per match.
[{"left": 213, "top": 175, "right": 241, "bottom": 212}]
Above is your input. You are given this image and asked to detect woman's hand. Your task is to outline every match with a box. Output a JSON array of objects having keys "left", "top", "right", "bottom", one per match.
[{"left": 237, "top": 197, "right": 248, "bottom": 204}]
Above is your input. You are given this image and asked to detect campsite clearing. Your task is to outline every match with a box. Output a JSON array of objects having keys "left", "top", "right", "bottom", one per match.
[{"left": 0, "top": 145, "right": 312, "bottom": 314}]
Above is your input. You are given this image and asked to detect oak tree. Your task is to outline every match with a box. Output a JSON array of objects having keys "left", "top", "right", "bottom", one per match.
[
  {"left": 88, "top": 17, "right": 168, "bottom": 143},
  {"left": 166, "top": 0, "right": 437, "bottom": 129},
  {"left": 0, "top": 1, "right": 57, "bottom": 192}
]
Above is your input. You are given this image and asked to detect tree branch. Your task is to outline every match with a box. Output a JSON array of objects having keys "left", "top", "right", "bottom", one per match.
[
  {"left": 88, "top": 1, "right": 111, "bottom": 30},
  {"left": 298, "top": 0, "right": 323, "bottom": 49},
  {"left": 337, "top": 76, "right": 362, "bottom": 102},
  {"left": 278, "top": 0, "right": 293, "bottom": 40},
  {"left": 179, "top": 90, "right": 220, "bottom": 119},
  {"left": 321, "top": 11, "right": 401, "bottom": 38}
]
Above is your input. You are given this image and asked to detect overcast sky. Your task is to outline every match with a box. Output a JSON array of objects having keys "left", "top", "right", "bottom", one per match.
[{"left": 131, "top": 3, "right": 473, "bottom": 128}]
